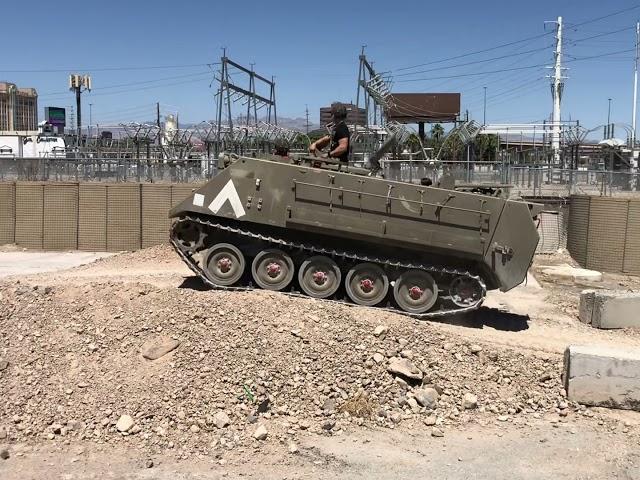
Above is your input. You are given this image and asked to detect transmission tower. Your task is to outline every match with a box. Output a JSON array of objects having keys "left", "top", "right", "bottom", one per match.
[{"left": 214, "top": 51, "right": 277, "bottom": 154}]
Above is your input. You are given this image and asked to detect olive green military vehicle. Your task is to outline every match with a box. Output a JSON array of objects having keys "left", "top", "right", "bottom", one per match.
[{"left": 169, "top": 153, "right": 542, "bottom": 319}]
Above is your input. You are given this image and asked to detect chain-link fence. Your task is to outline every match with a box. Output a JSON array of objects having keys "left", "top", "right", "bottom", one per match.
[
  {"left": 0, "top": 157, "right": 218, "bottom": 184},
  {"left": 383, "top": 160, "right": 640, "bottom": 197},
  {"left": 3, "top": 157, "right": 640, "bottom": 196}
]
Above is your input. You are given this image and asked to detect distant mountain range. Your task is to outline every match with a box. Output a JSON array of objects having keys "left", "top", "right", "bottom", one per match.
[
  {"left": 81, "top": 116, "right": 319, "bottom": 138},
  {"left": 225, "top": 115, "right": 319, "bottom": 132}
]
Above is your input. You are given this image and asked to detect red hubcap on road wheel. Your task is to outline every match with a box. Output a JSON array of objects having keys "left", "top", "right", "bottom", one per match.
[
  {"left": 360, "top": 278, "right": 374, "bottom": 293},
  {"left": 312, "top": 270, "right": 328, "bottom": 285},
  {"left": 218, "top": 257, "right": 232, "bottom": 273},
  {"left": 409, "top": 286, "right": 423, "bottom": 300},
  {"left": 266, "top": 262, "right": 281, "bottom": 277}
]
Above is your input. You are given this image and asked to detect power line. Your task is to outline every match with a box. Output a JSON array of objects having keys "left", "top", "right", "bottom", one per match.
[
  {"left": 565, "top": 25, "right": 636, "bottom": 46},
  {"left": 390, "top": 32, "right": 554, "bottom": 73},
  {"left": 0, "top": 63, "right": 218, "bottom": 74},
  {"left": 389, "top": 5, "right": 640, "bottom": 75},
  {"left": 565, "top": 47, "right": 635, "bottom": 61},
  {"left": 567, "top": 4, "right": 640, "bottom": 29},
  {"left": 395, "top": 47, "right": 636, "bottom": 83},
  {"left": 39, "top": 71, "right": 213, "bottom": 98},
  {"left": 396, "top": 63, "right": 547, "bottom": 83},
  {"left": 393, "top": 44, "right": 554, "bottom": 78},
  {"left": 464, "top": 77, "right": 545, "bottom": 108},
  {"left": 39, "top": 74, "right": 214, "bottom": 101},
  {"left": 399, "top": 38, "right": 551, "bottom": 93}
]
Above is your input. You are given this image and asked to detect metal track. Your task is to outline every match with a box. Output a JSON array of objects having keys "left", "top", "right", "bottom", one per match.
[{"left": 170, "top": 215, "right": 487, "bottom": 320}]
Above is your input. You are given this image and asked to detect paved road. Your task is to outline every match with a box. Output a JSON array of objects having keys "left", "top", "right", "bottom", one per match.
[{"left": 0, "top": 251, "right": 112, "bottom": 278}]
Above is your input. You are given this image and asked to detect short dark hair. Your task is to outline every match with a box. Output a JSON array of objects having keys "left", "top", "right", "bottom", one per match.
[
  {"left": 331, "top": 103, "right": 348, "bottom": 121},
  {"left": 273, "top": 138, "right": 289, "bottom": 156},
  {"left": 420, "top": 177, "right": 433, "bottom": 186}
]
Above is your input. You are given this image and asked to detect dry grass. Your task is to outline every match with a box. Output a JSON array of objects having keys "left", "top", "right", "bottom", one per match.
[{"left": 338, "top": 391, "right": 378, "bottom": 418}]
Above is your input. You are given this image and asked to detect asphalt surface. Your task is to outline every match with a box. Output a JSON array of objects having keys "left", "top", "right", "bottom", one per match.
[{"left": 0, "top": 250, "right": 112, "bottom": 278}]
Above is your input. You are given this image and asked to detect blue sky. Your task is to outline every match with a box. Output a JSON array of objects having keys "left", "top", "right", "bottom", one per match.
[{"left": 2, "top": 0, "right": 640, "bottom": 133}]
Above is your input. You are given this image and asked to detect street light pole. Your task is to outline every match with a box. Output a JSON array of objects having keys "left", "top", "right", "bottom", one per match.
[
  {"left": 483, "top": 86, "right": 487, "bottom": 125},
  {"left": 633, "top": 22, "right": 639, "bottom": 147}
]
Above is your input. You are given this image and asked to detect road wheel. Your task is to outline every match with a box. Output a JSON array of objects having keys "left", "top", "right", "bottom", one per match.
[
  {"left": 393, "top": 269, "right": 438, "bottom": 314},
  {"left": 202, "top": 243, "right": 245, "bottom": 286},
  {"left": 345, "top": 263, "right": 389, "bottom": 306},
  {"left": 298, "top": 256, "right": 341, "bottom": 299},
  {"left": 449, "top": 275, "right": 484, "bottom": 308},
  {"left": 251, "top": 249, "right": 294, "bottom": 291}
]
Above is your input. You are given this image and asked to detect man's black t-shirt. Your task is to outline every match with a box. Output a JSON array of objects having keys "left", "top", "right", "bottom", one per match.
[{"left": 330, "top": 121, "right": 350, "bottom": 163}]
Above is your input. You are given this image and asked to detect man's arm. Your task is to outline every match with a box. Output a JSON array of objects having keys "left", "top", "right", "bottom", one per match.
[
  {"left": 309, "top": 135, "right": 330, "bottom": 154},
  {"left": 329, "top": 137, "right": 348, "bottom": 158}
]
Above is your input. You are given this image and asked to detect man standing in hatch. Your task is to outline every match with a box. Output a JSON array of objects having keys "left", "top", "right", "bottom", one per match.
[{"left": 309, "top": 103, "right": 350, "bottom": 163}]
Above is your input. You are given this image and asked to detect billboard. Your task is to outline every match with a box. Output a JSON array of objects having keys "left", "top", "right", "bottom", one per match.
[
  {"left": 386, "top": 93, "right": 460, "bottom": 123},
  {"left": 45, "top": 107, "right": 66, "bottom": 127}
]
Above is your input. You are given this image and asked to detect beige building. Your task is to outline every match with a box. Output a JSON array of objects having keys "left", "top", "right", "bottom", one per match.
[{"left": 0, "top": 82, "right": 38, "bottom": 132}]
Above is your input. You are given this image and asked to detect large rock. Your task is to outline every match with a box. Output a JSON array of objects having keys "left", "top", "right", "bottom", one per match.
[
  {"left": 414, "top": 387, "right": 439, "bottom": 409},
  {"left": 253, "top": 425, "right": 268, "bottom": 440},
  {"left": 142, "top": 337, "right": 180, "bottom": 360},
  {"left": 462, "top": 393, "right": 478, "bottom": 410},
  {"left": 115, "top": 415, "right": 135, "bottom": 433},
  {"left": 579, "top": 290, "right": 640, "bottom": 329},
  {"left": 373, "top": 325, "right": 388, "bottom": 338},
  {"left": 214, "top": 411, "right": 231, "bottom": 429},
  {"left": 387, "top": 357, "right": 423, "bottom": 381},
  {"left": 564, "top": 345, "right": 640, "bottom": 410}
]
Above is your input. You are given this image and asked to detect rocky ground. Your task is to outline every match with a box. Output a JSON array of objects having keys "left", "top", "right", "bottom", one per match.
[{"left": 1, "top": 246, "right": 640, "bottom": 479}]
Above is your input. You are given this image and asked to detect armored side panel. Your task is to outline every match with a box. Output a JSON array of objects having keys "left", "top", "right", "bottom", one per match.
[{"left": 170, "top": 156, "right": 540, "bottom": 292}]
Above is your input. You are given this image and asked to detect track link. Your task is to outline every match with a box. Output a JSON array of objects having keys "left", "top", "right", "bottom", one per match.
[{"left": 170, "top": 215, "right": 487, "bottom": 320}]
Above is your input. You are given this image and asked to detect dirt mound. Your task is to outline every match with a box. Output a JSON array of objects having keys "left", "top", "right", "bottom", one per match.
[{"left": 0, "top": 270, "right": 573, "bottom": 458}]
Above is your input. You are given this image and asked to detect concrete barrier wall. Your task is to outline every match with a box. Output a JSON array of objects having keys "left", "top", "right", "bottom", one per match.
[
  {"left": 0, "top": 182, "right": 199, "bottom": 252},
  {"left": 568, "top": 195, "right": 640, "bottom": 275}
]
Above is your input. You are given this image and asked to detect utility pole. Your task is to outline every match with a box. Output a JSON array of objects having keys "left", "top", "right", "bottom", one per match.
[
  {"left": 68, "top": 74, "right": 91, "bottom": 147},
  {"left": 89, "top": 103, "right": 93, "bottom": 139},
  {"left": 156, "top": 102, "right": 161, "bottom": 154},
  {"left": 632, "top": 22, "right": 639, "bottom": 148},
  {"left": 483, "top": 86, "right": 487, "bottom": 125},
  {"left": 68, "top": 106, "right": 75, "bottom": 136},
  {"left": 305, "top": 104, "right": 310, "bottom": 134},
  {"left": 548, "top": 16, "right": 564, "bottom": 165}
]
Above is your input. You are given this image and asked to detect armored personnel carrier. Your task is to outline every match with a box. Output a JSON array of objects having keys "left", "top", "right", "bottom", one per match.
[{"left": 169, "top": 153, "right": 542, "bottom": 319}]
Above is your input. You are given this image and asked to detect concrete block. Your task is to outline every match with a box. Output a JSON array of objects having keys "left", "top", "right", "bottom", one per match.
[
  {"left": 578, "top": 289, "right": 596, "bottom": 325},
  {"left": 539, "top": 263, "right": 602, "bottom": 283},
  {"left": 581, "top": 290, "right": 640, "bottom": 329},
  {"left": 564, "top": 345, "right": 640, "bottom": 410}
]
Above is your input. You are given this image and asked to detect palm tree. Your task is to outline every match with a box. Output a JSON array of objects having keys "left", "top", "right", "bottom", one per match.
[{"left": 430, "top": 124, "right": 445, "bottom": 141}]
